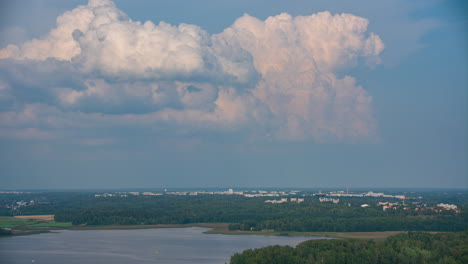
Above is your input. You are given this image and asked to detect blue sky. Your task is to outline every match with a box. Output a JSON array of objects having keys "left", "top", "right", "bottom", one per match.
[{"left": 0, "top": 0, "right": 466, "bottom": 189}]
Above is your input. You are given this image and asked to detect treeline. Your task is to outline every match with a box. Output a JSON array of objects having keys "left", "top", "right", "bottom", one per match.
[
  {"left": 53, "top": 195, "right": 467, "bottom": 232},
  {"left": 3, "top": 192, "right": 464, "bottom": 232},
  {"left": 55, "top": 195, "right": 279, "bottom": 225},
  {"left": 229, "top": 215, "right": 467, "bottom": 232},
  {"left": 230, "top": 231, "right": 468, "bottom": 264}
]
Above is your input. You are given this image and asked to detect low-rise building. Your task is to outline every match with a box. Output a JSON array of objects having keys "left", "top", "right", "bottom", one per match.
[{"left": 265, "top": 198, "right": 288, "bottom": 204}]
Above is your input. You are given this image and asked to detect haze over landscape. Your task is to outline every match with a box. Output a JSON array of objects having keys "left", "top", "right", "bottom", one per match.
[{"left": 0, "top": 0, "right": 466, "bottom": 190}]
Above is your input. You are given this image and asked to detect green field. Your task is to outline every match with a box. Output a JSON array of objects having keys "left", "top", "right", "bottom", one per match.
[
  {"left": 0, "top": 216, "right": 29, "bottom": 228},
  {"left": 0, "top": 216, "right": 72, "bottom": 229}
]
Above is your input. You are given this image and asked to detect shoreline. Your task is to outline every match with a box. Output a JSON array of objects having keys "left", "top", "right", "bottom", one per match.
[
  {"left": 2, "top": 222, "right": 408, "bottom": 240},
  {"left": 67, "top": 224, "right": 410, "bottom": 240},
  {"left": 14, "top": 225, "right": 408, "bottom": 240},
  {"left": 204, "top": 229, "right": 409, "bottom": 240},
  {"left": 69, "top": 222, "right": 230, "bottom": 230},
  {"left": 1, "top": 215, "right": 441, "bottom": 240}
]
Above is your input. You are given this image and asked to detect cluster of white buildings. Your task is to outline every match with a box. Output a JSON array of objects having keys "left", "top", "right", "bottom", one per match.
[
  {"left": 91, "top": 190, "right": 460, "bottom": 214},
  {"left": 164, "top": 189, "right": 245, "bottom": 196},
  {"left": 265, "top": 198, "right": 304, "bottom": 204},
  {"left": 319, "top": 197, "right": 340, "bottom": 204},
  {"left": 93, "top": 189, "right": 303, "bottom": 198},
  {"left": 95, "top": 193, "right": 128, "bottom": 197},
  {"left": 1, "top": 200, "right": 35, "bottom": 210},
  {"left": 359, "top": 202, "right": 399, "bottom": 209},
  {"left": 244, "top": 193, "right": 279, "bottom": 197},
  {"left": 244, "top": 190, "right": 300, "bottom": 198},
  {"left": 360, "top": 202, "right": 461, "bottom": 213},
  {"left": 365, "top": 191, "right": 405, "bottom": 199},
  {"left": 378, "top": 202, "right": 400, "bottom": 211},
  {"left": 437, "top": 203, "right": 458, "bottom": 210},
  {"left": 290, "top": 198, "right": 304, "bottom": 203},
  {"left": 95, "top": 192, "right": 140, "bottom": 197},
  {"left": 327, "top": 191, "right": 405, "bottom": 200},
  {"left": 142, "top": 192, "right": 162, "bottom": 196},
  {"left": 265, "top": 198, "right": 288, "bottom": 204}
]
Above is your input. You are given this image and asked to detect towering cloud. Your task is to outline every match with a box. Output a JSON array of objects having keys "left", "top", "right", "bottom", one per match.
[
  {"left": 214, "top": 12, "right": 383, "bottom": 140},
  {"left": 0, "top": 0, "right": 383, "bottom": 142}
]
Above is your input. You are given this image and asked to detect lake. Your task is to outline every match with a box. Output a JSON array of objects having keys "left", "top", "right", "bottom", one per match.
[{"left": 0, "top": 227, "right": 328, "bottom": 263}]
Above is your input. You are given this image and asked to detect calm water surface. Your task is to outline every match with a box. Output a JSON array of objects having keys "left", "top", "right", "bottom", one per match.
[{"left": 0, "top": 227, "right": 327, "bottom": 264}]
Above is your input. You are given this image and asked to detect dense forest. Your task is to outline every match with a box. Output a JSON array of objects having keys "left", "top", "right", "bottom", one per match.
[
  {"left": 2, "top": 190, "right": 467, "bottom": 232},
  {"left": 53, "top": 195, "right": 467, "bottom": 232},
  {"left": 230, "top": 231, "right": 468, "bottom": 264},
  {"left": 228, "top": 215, "right": 466, "bottom": 232}
]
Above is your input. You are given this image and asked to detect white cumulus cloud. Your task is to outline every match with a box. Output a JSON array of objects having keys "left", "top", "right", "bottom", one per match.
[
  {"left": 213, "top": 12, "right": 383, "bottom": 140},
  {"left": 0, "top": 0, "right": 384, "bottom": 142}
]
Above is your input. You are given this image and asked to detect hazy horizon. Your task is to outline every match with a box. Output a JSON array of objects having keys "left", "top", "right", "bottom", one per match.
[{"left": 2, "top": 186, "right": 467, "bottom": 192}]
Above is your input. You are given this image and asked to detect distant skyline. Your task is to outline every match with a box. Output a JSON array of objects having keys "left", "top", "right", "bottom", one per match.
[{"left": 0, "top": 0, "right": 466, "bottom": 189}]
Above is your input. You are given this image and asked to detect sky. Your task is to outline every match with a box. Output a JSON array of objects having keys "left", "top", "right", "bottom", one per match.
[{"left": 0, "top": 0, "right": 466, "bottom": 190}]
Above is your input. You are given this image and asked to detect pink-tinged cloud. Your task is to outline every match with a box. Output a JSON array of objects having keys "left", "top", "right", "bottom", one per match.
[{"left": 0, "top": 0, "right": 384, "bottom": 142}]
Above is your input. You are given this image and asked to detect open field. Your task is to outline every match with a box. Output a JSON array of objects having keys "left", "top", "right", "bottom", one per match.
[
  {"left": 0, "top": 216, "right": 29, "bottom": 228},
  {"left": 0, "top": 216, "right": 72, "bottom": 229},
  {"left": 14, "top": 215, "right": 54, "bottom": 221}
]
